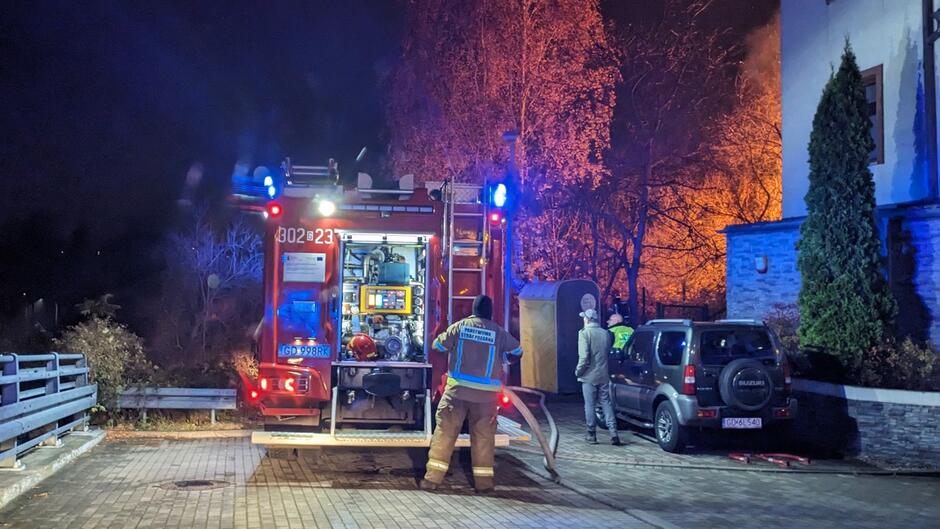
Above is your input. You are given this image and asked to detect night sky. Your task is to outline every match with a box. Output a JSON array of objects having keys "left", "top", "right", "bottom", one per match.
[
  {"left": 1, "top": 0, "right": 401, "bottom": 242},
  {"left": 0, "top": 0, "right": 777, "bottom": 324}
]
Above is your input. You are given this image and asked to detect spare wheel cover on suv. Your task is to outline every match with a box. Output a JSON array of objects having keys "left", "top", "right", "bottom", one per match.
[{"left": 718, "top": 358, "right": 773, "bottom": 411}]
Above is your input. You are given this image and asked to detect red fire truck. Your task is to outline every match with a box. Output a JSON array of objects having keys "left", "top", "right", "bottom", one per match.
[{"left": 235, "top": 159, "right": 540, "bottom": 451}]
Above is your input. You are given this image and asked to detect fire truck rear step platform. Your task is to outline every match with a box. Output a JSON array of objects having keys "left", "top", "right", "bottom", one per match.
[
  {"left": 251, "top": 387, "right": 560, "bottom": 481},
  {"left": 251, "top": 416, "right": 530, "bottom": 448}
]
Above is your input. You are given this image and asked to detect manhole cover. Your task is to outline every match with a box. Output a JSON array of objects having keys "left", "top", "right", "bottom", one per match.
[{"left": 159, "top": 479, "right": 229, "bottom": 491}]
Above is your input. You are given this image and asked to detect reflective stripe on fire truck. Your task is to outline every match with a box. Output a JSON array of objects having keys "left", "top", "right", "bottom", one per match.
[
  {"left": 472, "top": 466, "right": 494, "bottom": 477},
  {"left": 427, "top": 458, "right": 449, "bottom": 472}
]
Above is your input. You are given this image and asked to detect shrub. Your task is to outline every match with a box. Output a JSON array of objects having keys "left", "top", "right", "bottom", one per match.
[
  {"left": 231, "top": 349, "right": 259, "bottom": 381},
  {"left": 766, "top": 303, "right": 800, "bottom": 357},
  {"left": 55, "top": 316, "right": 153, "bottom": 411},
  {"left": 859, "top": 338, "right": 936, "bottom": 390}
]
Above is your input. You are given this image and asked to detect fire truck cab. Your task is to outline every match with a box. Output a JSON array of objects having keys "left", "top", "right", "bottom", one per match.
[{"left": 239, "top": 159, "right": 529, "bottom": 449}]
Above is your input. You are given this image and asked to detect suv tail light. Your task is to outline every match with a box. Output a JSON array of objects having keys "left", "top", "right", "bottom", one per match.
[
  {"left": 783, "top": 360, "right": 792, "bottom": 395},
  {"left": 681, "top": 365, "right": 696, "bottom": 395}
]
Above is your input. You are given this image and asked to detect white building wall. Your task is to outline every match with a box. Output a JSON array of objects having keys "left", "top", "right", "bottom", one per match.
[{"left": 782, "top": 0, "right": 934, "bottom": 217}]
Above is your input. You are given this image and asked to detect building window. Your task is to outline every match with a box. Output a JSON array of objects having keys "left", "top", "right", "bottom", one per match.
[{"left": 862, "top": 65, "right": 884, "bottom": 165}]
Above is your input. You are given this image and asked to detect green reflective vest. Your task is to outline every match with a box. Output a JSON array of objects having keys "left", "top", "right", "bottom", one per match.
[{"left": 609, "top": 324, "right": 634, "bottom": 350}]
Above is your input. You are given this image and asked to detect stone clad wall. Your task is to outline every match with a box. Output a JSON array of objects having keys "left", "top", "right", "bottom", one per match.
[
  {"left": 724, "top": 218, "right": 802, "bottom": 320},
  {"left": 888, "top": 207, "right": 940, "bottom": 346},
  {"left": 792, "top": 379, "right": 940, "bottom": 469},
  {"left": 724, "top": 204, "right": 940, "bottom": 348}
]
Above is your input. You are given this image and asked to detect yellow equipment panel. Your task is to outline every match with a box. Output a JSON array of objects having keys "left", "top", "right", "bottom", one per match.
[{"left": 359, "top": 285, "right": 413, "bottom": 314}]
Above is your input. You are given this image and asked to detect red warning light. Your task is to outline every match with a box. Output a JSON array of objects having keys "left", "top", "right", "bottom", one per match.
[
  {"left": 499, "top": 393, "right": 511, "bottom": 407},
  {"left": 249, "top": 390, "right": 259, "bottom": 400},
  {"left": 489, "top": 212, "right": 502, "bottom": 225},
  {"left": 267, "top": 202, "right": 283, "bottom": 218}
]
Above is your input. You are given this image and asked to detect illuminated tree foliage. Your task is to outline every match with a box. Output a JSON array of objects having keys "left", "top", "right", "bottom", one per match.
[
  {"left": 387, "top": 0, "right": 619, "bottom": 281},
  {"left": 388, "top": 0, "right": 783, "bottom": 318},
  {"left": 574, "top": 0, "right": 741, "bottom": 323},
  {"left": 153, "top": 211, "right": 263, "bottom": 360},
  {"left": 643, "top": 76, "right": 783, "bottom": 305}
]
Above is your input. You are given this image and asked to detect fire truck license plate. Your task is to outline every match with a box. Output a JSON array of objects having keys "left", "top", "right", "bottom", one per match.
[{"left": 278, "top": 344, "right": 331, "bottom": 358}]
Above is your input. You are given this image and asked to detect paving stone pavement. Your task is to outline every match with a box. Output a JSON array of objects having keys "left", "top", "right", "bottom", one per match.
[
  {"left": 0, "top": 398, "right": 937, "bottom": 529},
  {"left": 506, "top": 396, "right": 875, "bottom": 472},
  {"left": 502, "top": 397, "right": 940, "bottom": 529},
  {"left": 0, "top": 437, "right": 655, "bottom": 529}
]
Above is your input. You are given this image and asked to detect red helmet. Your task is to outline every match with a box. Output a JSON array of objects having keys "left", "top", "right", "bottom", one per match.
[{"left": 348, "top": 333, "right": 378, "bottom": 361}]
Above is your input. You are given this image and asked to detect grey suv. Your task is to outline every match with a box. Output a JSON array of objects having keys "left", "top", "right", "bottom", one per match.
[{"left": 605, "top": 319, "right": 798, "bottom": 452}]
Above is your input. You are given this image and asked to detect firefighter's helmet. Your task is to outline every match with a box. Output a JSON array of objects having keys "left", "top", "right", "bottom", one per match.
[{"left": 348, "top": 333, "right": 378, "bottom": 361}]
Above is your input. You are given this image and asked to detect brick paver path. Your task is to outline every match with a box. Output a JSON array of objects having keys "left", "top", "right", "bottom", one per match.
[{"left": 1, "top": 399, "right": 937, "bottom": 529}]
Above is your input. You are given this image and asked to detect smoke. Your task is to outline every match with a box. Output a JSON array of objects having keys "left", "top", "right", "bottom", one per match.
[{"left": 741, "top": 11, "right": 780, "bottom": 93}]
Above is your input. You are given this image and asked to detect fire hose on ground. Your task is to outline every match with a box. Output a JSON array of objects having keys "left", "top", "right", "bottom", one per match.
[{"left": 503, "top": 386, "right": 560, "bottom": 482}]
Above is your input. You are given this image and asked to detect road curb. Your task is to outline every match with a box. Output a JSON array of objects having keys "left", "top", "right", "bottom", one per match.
[
  {"left": 0, "top": 429, "right": 105, "bottom": 511},
  {"left": 106, "top": 429, "right": 253, "bottom": 440}
]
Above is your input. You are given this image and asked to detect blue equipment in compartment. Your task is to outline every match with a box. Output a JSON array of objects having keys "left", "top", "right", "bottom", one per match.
[{"left": 277, "top": 295, "right": 322, "bottom": 338}]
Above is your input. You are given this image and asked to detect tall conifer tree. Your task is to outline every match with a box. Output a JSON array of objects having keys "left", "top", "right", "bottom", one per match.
[{"left": 797, "top": 42, "right": 897, "bottom": 375}]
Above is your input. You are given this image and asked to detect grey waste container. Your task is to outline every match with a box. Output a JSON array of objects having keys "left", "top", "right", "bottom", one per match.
[{"left": 519, "top": 279, "right": 600, "bottom": 394}]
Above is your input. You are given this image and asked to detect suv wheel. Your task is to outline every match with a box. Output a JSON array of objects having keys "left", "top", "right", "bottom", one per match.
[{"left": 655, "top": 401, "right": 687, "bottom": 453}]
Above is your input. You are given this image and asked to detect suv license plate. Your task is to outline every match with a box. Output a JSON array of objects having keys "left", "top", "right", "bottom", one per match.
[{"left": 722, "top": 417, "right": 762, "bottom": 429}]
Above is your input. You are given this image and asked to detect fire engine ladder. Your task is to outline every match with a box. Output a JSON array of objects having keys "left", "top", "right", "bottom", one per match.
[{"left": 444, "top": 181, "right": 487, "bottom": 324}]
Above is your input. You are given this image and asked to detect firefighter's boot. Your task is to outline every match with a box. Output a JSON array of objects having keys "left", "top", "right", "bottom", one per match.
[{"left": 468, "top": 400, "right": 498, "bottom": 493}]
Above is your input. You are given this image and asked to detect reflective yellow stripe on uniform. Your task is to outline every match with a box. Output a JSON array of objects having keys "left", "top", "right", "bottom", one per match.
[
  {"left": 427, "top": 458, "right": 449, "bottom": 472},
  {"left": 446, "top": 375, "right": 501, "bottom": 393},
  {"left": 472, "top": 466, "right": 494, "bottom": 477}
]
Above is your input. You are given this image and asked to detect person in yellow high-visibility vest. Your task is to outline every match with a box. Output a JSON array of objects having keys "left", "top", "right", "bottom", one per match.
[
  {"left": 420, "top": 295, "right": 522, "bottom": 493},
  {"left": 607, "top": 313, "right": 634, "bottom": 354}
]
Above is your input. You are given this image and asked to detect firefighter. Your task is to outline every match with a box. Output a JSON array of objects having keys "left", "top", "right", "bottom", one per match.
[{"left": 420, "top": 295, "right": 522, "bottom": 493}]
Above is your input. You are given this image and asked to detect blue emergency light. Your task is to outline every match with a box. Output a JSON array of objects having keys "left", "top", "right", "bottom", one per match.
[{"left": 492, "top": 182, "right": 508, "bottom": 208}]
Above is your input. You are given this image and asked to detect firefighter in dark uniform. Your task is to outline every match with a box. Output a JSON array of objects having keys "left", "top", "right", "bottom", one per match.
[{"left": 420, "top": 295, "right": 522, "bottom": 493}]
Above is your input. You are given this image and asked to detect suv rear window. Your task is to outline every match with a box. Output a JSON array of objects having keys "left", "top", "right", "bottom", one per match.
[{"left": 699, "top": 329, "right": 775, "bottom": 365}]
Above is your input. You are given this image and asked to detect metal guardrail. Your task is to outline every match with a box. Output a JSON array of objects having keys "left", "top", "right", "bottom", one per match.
[
  {"left": 117, "top": 388, "right": 237, "bottom": 424},
  {"left": 0, "top": 353, "right": 97, "bottom": 469}
]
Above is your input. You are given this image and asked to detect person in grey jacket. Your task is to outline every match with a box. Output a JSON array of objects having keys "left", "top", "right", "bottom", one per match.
[{"left": 575, "top": 309, "right": 622, "bottom": 445}]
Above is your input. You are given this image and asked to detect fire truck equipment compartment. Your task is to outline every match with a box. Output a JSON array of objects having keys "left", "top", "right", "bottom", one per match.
[
  {"left": 378, "top": 262, "right": 410, "bottom": 285},
  {"left": 519, "top": 280, "right": 601, "bottom": 394},
  {"left": 359, "top": 285, "right": 413, "bottom": 314}
]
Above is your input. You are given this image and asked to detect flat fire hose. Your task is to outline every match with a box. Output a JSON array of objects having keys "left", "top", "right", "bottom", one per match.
[{"left": 503, "top": 386, "right": 560, "bottom": 482}]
